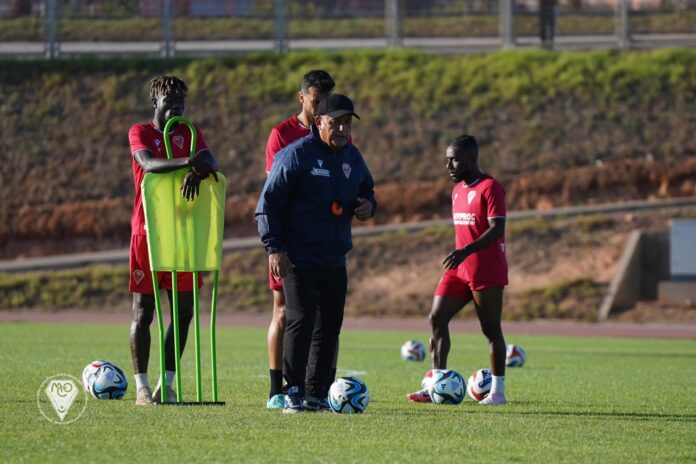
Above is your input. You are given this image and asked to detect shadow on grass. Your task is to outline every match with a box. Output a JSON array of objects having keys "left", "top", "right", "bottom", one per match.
[
  {"left": 546, "top": 350, "right": 696, "bottom": 360},
  {"left": 384, "top": 403, "right": 696, "bottom": 422},
  {"left": 498, "top": 409, "right": 696, "bottom": 422}
]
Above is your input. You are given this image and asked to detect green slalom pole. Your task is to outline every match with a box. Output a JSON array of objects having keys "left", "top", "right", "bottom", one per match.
[
  {"left": 193, "top": 272, "right": 202, "bottom": 403},
  {"left": 211, "top": 270, "right": 219, "bottom": 403},
  {"left": 171, "top": 272, "right": 182, "bottom": 402},
  {"left": 152, "top": 275, "right": 167, "bottom": 404},
  {"left": 163, "top": 116, "right": 197, "bottom": 161}
]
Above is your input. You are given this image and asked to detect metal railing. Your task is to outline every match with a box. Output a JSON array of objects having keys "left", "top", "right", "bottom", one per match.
[{"left": 0, "top": 0, "right": 694, "bottom": 58}]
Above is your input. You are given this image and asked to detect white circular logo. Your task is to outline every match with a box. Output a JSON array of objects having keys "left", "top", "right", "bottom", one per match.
[{"left": 36, "top": 374, "right": 88, "bottom": 425}]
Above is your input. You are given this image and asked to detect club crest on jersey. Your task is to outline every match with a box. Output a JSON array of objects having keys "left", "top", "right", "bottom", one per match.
[
  {"left": 133, "top": 270, "right": 145, "bottom": 285},
  {"left": 467, "top": 191, "right": 476, "bottom": 205},
  {"left": 173, "top": 135, "right": 184, "bottom": 150},
  {"left": 342, "top": 163, "right": 352, "bottom": 179}
]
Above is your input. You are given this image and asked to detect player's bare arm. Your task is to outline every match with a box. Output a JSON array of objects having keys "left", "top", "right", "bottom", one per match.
[
  {"left": 443, "top": 217, "right": 505, "bottom": 270},
  {"left": 134, "top": 148, "right": 218, "bottom": 201}
]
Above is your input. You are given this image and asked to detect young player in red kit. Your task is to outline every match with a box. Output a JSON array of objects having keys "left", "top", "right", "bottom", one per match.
[
  {"left": 128, "top": 76, "right": 218, "bottom": 405},
  {"left": 407, "top": 134, "right": 509, "bottom": 405},
  {"left": 264, "top": 70, "right": 339, "bottom": 409}
]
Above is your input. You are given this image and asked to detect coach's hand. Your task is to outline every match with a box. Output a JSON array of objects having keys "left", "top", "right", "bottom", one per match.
[
  {"left": 354, "top": 197, "right": 373, "bottom": 221},
  {"left": 180, "top": 171, "right": 202, "bottom": 201},
  {"left": 269, "top": 252, "right": 293, "bottom": 280},
  {"left": 442, "top": 247, "right": 471, "bottom": 270}
]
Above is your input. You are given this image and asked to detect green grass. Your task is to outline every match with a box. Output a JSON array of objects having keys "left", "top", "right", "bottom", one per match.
[{"left": 1, "top": 322, "right": 695, "bottom": 462}]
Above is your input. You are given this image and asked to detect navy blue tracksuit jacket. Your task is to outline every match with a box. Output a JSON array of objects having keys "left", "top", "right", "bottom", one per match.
[{"left": 255, "top": 125, "right": 377, "bottom": 267}]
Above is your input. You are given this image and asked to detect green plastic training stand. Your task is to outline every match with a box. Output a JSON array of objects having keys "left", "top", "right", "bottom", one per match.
[{"left": 141, "top": 116, "right": 226, "bottom": 406}]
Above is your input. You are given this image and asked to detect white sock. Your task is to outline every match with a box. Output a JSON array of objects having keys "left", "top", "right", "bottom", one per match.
[
  {"left": 491, "top": 375, "right": 505, "bottom": 395},
  {"left": 134, "top": 373, "right": 149, "bottom": 390},
  {"left": 165, "top": 370, "right": 176, "bottom": 387}
]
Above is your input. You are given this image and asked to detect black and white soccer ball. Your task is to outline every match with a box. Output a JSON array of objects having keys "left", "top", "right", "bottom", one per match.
[
  {"left": 328, "top": 377, "right": 370, "bottom": 414},
  {"left": 426, "top": 369, "right": 466, "bottom": 405},
  {"left": 506, "top": 344, "right": 527, "bottom": 367},
  {"left": 89, "top": 363, "right": 128, "bottom": 400},
  {"left": 400, "top": 340, "right": 426, "bottom": 362}
]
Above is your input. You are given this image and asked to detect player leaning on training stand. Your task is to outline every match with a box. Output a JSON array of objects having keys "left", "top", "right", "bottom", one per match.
[
  {"left": 407, "top": 135, "right": 509, "bottom": 405},
  {"left": 256, "top": 94, "right": 377, "bottom": 413},
  {"left": 127, "top": 75, "right": 218, "bottom": 405},
  {"left": 263, "top": 70, "right": 340, "bottom": 410}
]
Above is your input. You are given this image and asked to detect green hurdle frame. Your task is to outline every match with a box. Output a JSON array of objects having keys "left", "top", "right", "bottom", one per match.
[{"left": 142, "top": 116, "right": 225, "bottom": 406}]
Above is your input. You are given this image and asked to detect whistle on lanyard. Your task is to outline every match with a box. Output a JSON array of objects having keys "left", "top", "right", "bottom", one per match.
[{"left": 331, "top": 200, "right": 343, "bottom": 216}]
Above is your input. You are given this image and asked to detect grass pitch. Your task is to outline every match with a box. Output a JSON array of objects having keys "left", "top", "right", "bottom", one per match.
[{"left": 1, "top": 321, "right": 695, "bottom": 463}]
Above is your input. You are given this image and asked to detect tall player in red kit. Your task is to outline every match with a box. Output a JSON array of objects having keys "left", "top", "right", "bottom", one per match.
[
  {"left": 264, "top": 70, "right": 339, "bottom": 409},
  {"left": 407, "top": 134, "right": 509, "bottom": 405},
  {"left": 128, "top": 76, "right": 218, "bottom": 405}
]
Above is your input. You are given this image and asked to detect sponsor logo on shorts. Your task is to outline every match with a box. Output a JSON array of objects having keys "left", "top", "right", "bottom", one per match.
[
  {"left": 133, "top": 270, "right": 145, "bottom": 285},
  {"left": 318, "top": 159, "right": 323, "bottom": 167},
  {"left": 453, "top": 212, "right": 477, "bottom": 226}
]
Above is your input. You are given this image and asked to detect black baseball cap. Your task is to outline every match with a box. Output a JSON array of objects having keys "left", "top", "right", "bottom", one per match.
[{"left": 317, "top": 94, "right": 360, "bottom": 119}]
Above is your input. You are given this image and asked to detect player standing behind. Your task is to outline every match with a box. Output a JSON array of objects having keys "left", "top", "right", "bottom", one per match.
[
  {"left": 128, "top": 76, "right": 218, "bottom": 405},
  {"left": 407, "top": 135, "right": 509, "bottom": 405},
  {"left": 264, "top": 70, "right": 338, "bottom": 409}
]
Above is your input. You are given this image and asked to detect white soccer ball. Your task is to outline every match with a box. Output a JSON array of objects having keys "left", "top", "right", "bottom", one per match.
[
  {"left": 328, "top": 377, "right": 370, "bottom": 414},
  {"left": 81, "top": 360, "right": 109, "bottom": 391},
  {"left": 467, "top": 368, "right": 492, "bottom": 402},
  {"left": 401, "top": 340, "right": 426, "bottom": 362},
  {"left": 421, "top": 369, "right": 439, "bottom": 392},
  {"left": 426, "top": 369, "right": 466, "bottom": 405},
  {"left": 89, "top": 363, "right": 128, "bottom": 400},
  {"left": 506, "top": 344, "right": 527, "bottom": 367}
]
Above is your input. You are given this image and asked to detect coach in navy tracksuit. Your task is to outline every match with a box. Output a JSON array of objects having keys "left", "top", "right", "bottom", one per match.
[{"left": 256, "top": 94, "right": 377, "bottom": 413}]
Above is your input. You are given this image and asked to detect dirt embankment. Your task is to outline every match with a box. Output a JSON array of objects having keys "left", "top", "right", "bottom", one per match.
[{"left": 2, "top": 50, "right": 696, "bottom": 258}]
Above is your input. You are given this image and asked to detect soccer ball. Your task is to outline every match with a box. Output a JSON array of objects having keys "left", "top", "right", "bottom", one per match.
[
  {"left": 89, "top": 363, "right": 128, "bottom": 400},
  {"left": 421, "top": 369, "right": 439, "bottom": 392},
  {"left": 426, "top": 369, "right": 466, "bottom": 405},
  {"left": 467, "top": 368, "right": 492, "bottom": 401},
  {"left": 328, "top": 377, "right": 370, "bottom": 414},
  {"left": 506, "top": 344, "right": 527, "bottom": 367},
  {"left": 401, "top": 340, "right": 426, "bottom": 362},
  {"left": 81, "top": 360, "right": 108, "bottom": 391}
]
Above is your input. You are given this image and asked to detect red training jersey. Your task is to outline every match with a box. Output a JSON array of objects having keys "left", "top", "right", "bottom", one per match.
[
  {"left": 265, "top": 115, "right": 310, "bottom": 173},
  {"left": 128, "top": 121, "right": 208, "bottom": 236},
  {"left": 452, "top": 174, "right": 508, "bottom": 284},
  {"left": 265, "top": 114, "right": 353, "bottom": 173}
]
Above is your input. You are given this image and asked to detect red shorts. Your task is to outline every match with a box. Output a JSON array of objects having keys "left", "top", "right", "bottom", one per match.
[
  {"left": 434, "top": 269, "right": 505, "bottom": 299},
  {"left": 129, "top": 235, "right": 203, "bottom": 294},
  {"left": 268, "top": 267, "right": 283, "bottom": 292}
]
